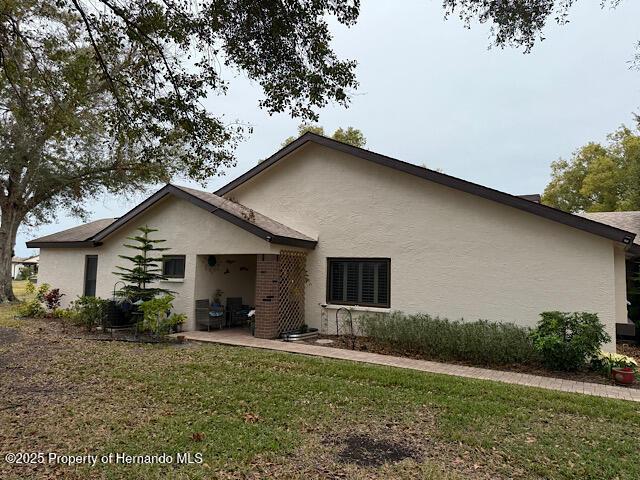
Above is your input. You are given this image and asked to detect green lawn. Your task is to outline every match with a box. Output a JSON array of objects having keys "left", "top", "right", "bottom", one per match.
[
  {"left": 0, "top": 280, "right": 29, "bottom": 328},
  {"left": 1, "top": 296, "right": 640, "bottom": 479}
]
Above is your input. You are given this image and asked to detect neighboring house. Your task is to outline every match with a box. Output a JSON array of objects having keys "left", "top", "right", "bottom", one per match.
[
  {"left": 11, "top": 255, "right": 39, "bottom": 279},
  {"left": 27, "top": 133, "right": 638, "bottom": 350}
]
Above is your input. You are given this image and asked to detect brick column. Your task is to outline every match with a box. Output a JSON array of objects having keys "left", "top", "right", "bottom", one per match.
[{"left": 254, "top": 254, "right": 280, "bottom": 339}]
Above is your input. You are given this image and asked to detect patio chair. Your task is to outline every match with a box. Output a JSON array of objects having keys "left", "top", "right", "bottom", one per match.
[
  {"left": 195, "top": 299, "right": 225, "bottom": 331},
  {"left": 226, "top": 297, "right": 252, "bottom": 327}
]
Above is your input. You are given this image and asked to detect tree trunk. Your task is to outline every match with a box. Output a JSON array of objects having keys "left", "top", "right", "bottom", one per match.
[{"left": 0, "top": 207, "right": 23, "bottom": 303}]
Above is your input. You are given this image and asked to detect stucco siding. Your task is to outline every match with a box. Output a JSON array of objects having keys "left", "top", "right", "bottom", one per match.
[
  {"left": 228, "top": 143, "right": 623, "bottom": 351},
  {"left": 38, "top": 196, "right": 286, "bottom": 330}
]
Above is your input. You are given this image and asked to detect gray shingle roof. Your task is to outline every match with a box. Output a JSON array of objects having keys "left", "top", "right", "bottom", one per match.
[
  {"left": 173, "top": 185, "right": 315, "bottom": 244},
  {"left": 579, "top": 211, "right": 640, "bottom": 246},
  {"left": 28, "top": 218, "right": 117, "bottom": 244}
]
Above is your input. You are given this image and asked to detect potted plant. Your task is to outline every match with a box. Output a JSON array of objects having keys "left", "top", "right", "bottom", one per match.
[
  {"left": 591, "top": 350, "right": 638, "bottom": 385},
  {"left": 612, "top": 367, "right": 635, "bottom": 385},
  {"left": 212, "top": 289, "right": 223, "bottom": 306}
]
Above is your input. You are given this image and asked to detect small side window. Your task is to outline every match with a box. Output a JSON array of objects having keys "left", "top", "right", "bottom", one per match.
[
  {"left": 84, "top": 255, "right": 98, "bottom": 297},
  {"left": 163, "top": 255, "right": 186, "bottom": 278}
]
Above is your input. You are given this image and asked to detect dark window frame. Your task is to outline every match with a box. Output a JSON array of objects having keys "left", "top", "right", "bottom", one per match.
[
  {"left": 83, "top": 255, "right": 98, "bottom": 297},
  {"left": 326, "top": 257, "right": 391, "bottom": 308},
  {"left": 162, "top": 255, "right": 186, "bottom": 279}
]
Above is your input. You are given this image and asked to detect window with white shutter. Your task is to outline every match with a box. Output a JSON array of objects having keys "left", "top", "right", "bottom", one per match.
[{"left": 327, "top": 258, "right": 390, "bottom": 308}]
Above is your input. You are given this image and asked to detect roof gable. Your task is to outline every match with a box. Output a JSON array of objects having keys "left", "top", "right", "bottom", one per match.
[
  {"left": 27, "top": 185, "right": 316, "bottom": 249},
  {"left": 215, "top": 132, "right": 636, "bottom": 247}
]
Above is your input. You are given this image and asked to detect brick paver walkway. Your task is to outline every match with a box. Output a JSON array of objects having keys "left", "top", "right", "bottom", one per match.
[{"left": 180, "top": 329, "right": 640, "bottom": 402}]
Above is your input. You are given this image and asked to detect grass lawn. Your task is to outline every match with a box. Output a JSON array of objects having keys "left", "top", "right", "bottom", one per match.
[
  {"left": 0, "top": 280, "right": 29, "bottom": 329},
  {"left": 1, "top": 290, "right": 639, "bottom": 479}
]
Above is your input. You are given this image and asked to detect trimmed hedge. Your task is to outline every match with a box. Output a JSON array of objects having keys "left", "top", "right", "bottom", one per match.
[{"left": 357, "top": 312, "right": 540, "bottom": 365}]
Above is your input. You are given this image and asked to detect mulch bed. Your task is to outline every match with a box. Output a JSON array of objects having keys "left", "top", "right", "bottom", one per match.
[
  {"left": 303, "top": 335, "right": 640, "bottom": 390},
  {"left": 24, "top": 316, "right": 187, "bottom": 345},
  {"left": 618, "top": 342, "right": 640, "bottom": 361}
]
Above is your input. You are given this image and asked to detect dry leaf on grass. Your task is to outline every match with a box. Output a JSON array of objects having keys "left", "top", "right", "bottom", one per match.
[{"left": 243, "top": 412, "right": 260, "bottom": 424}]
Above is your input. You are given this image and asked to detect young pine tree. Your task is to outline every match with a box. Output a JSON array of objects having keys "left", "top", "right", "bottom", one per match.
[{"left": 114, "top": 226, "right": 173, "bottom": 302}]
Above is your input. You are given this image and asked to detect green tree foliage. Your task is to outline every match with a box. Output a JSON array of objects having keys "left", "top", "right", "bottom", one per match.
[
  {"left": 0, "top": 0, "right": 360, "bottom": 301},
  {"left": 282, "top": 124, "right": 366, "bottom": 148},
  {"left": 332, "top": 127, "right": 367, "bottom": 148},
  {"left": 542, "top": 123, "right": 640, "bottom": 212},
  {"left": 441, "top": 1, "right": 630, "bottom": 54},
  {"left": 114, "top": 226, "right": 172, "bottom": 302}
]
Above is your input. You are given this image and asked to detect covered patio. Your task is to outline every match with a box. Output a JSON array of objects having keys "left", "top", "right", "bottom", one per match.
[{"left": 192, "top": 250, "right": 309, "bottom": 339}]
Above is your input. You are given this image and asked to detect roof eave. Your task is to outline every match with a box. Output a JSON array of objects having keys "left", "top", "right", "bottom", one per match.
[
  {"left": 91, "top": 187, "right": 173, "bottom": 242},
  {"left": 268, "top": 235, "right": 317, "bottom": 249},
  {"left": 25, "top": 240, "right": 102, "bottom": 248},
  {"left": 215, "top": 136, "right": 311, "bottom": 197}
]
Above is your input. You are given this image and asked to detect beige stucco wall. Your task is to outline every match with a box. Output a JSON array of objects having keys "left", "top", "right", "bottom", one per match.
[
  {"left": 38, "top": 196, "right": 285, "bottom": 330},
  {"left": 228, "top": 143, "right": 625, "bottom": 351}
]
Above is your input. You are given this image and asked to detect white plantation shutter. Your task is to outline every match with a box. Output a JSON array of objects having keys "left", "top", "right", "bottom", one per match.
[{"left": 327, "top": 258, "right": 390, "bottom": 308}]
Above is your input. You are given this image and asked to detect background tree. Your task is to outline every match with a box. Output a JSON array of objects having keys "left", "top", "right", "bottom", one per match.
[
  {"left": 113, "top": 226, "right": 172, "bottom": 303},
  {"left": 282, "top": 124, "right": 367, "bottom": 148},
  {"left": 332, "top": 127, "right": 367, "bottom": 148},
  {"left": 0, "top": 0, "right": 360, "bottom": 301},
  {"left": 542, "top": 122, "right": 640, "bottom": 212},
  {"left": 441, "top": 1, "right": 640, "bottom": 212}
]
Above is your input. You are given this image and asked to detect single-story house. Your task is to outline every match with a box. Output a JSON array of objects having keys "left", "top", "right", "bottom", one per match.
[
  {"left": 11, "top": 255, "right": 39, "bottom": 279},
  {"left": 28, "top": 133, "right": 639, "bottom": 350}
]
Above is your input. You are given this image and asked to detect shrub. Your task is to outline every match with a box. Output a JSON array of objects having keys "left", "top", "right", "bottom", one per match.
[
  {"left": 71, "top": 296, "right": 108, "bottom": 331},
  {"left": 138, "top": 295, "right": 185, "bottom": 336},
  {"left": 17, "top": 299, "right": 46, "bottom": 318},
  {"left": 590, "top": 350, "right": 638, "bottom": 378},
  {"left": 167, "top": 313, "right": 187, "bottom": 332},
  {"left": 530, "top": 311, "right": 610, "bottom": 371},
  {"left": 17, "top": 282, "right": 51, "bottom": 318},
  {"left": 24, "top": 281, "right": 36, "bottom": 296},
  {"left": 52, "top": 307, "right": 77, "bottom": 333},
  {"left": 357, "top": 312, "right": 540, "bottom": 365},
  {"left": 35, "top": 283, "right": 51, "bottom": 302},
  {"left": 43, "top": 288, "right": 65, "bottom": 311},
  {"left": 52, "top": 308, "right": 75, "bottom": 320}
]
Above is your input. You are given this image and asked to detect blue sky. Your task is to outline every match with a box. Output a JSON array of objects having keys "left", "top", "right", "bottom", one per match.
[{"left": 17, "top": 1, "right": 640, "bottom": 256}]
